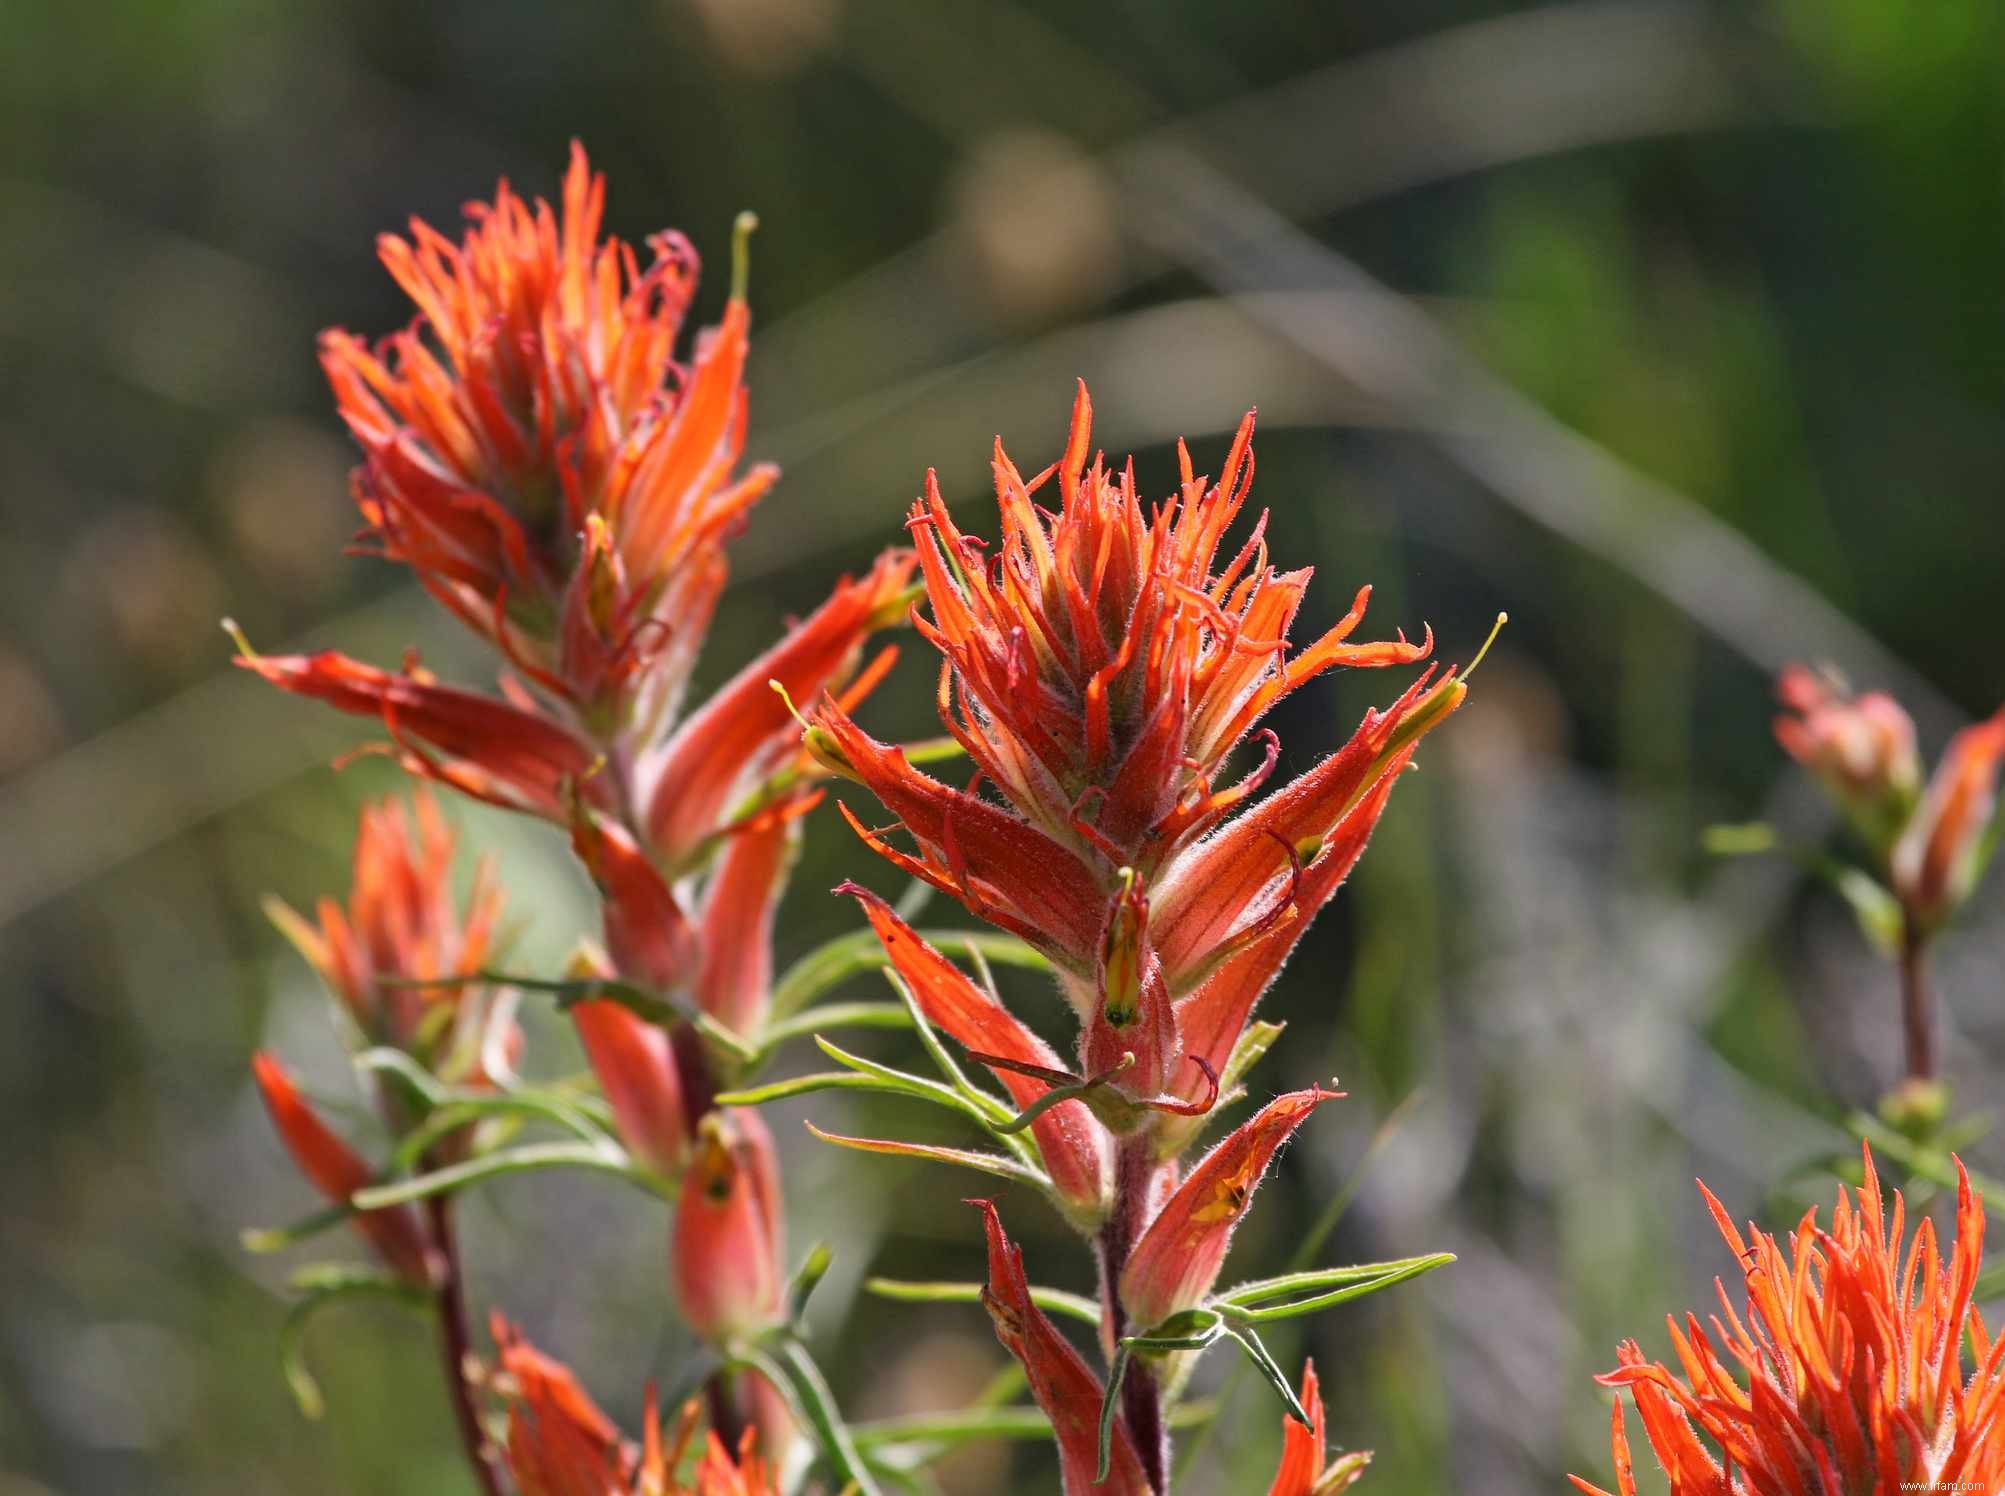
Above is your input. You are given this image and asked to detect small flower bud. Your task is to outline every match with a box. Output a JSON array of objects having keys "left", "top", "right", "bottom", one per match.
[{"left": 673, "top": 1110, "right": 786, "bottom": 1342}]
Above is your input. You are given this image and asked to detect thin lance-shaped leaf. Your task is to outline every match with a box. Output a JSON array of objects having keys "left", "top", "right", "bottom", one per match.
[
  {"left": 243, "top": 1201, "right": 355, "bottom": 1255},
  {"left": 878, "top": 973, "right": 1043, "bottom": 1172},
  {"left": 989, "top": 1053, "right": 1137, "bottom": 1136},
  {"left": 768, "top": 926, "right": 1050, "bottom": 1026},
  {"left": 392, "top": 970, "right": 759, "bottom": 1064},
  {"left": 389, "top": 1090, "right": 614, "bottom": 1171},
  {"left": 1219, "top": 1321, "right": 1312, "bottom": 1430},
  {"left": 804, "top": 1122, "right": 1052, "bottom": 1191},
  {"left": 735, "top": 1334, "right": 882, "bottom": 1496},
  {"left": 789, "top": 1242, "right": 835, "bottom": 1326},
  {"left": 750, "top": 1035, "right": 1009, "bottom": 1135},
  {"left": 278, "top": 1264, "right": 431, "bottom": 1419},
  {"left": 351, "top": 1140, "right": 655, "bottom": 1210},
  {"left": 1216, "top": 1252, "right": 1456, "bottom": 1323},
  {"left": 1097, "top": 1310, "right": 1226, "bottom": 1481},
  {"left": 352, "top": 1046, "right": 445, "bottom": 1110},
  {"left": 865, "top": 1277, "right": 1101, "bottom": 1327},
  {"left": 753, "top": 1001, "right": 913, "bottom": 1060}
]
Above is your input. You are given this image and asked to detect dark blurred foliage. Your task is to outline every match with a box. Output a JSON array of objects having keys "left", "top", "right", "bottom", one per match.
[{"left": 3, "top": 2, "right": 2002, "bottom": 1492}]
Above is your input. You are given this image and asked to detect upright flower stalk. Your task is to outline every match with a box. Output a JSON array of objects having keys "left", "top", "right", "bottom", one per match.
[
  {"left": 239, "top": 144, "right": 909, "bottom": 1484},
  {"left": 1573, "top": 1143, "right": 2002, "bottom": 1495},
  {"left": 1772, "top": 665, "right": 2005, "bottom": 1112},
  {"left": 804, "top": 384, "right": 1470, "bottom": 1490}
]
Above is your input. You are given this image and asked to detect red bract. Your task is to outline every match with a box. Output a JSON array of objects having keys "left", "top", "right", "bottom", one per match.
[
  {"left": 1119, "top": 1087, "right": 1336, "bottom": 1332},
  {"left": 843, "top": 883, "right": 1110, "bottom": 1223},
  {"left": 251, "top": 1051, "right": 436, "bottom": 1287},
  {"left": 1571, "top": 1144, "right": 2003, "bottom": 1495},
  {"left": 815, "top": 384, "right": 1463, "bottom": 1115},
  {"left": 494, "top": 1317, "right": 776, "bottom": 1496},
  {"left": 1891, "top": 707, "right": 2005, "bottom": 932},
  {"left": 972, "top": 1200, "right": 1152, "bottom": 1496},
  {"left": 674, "top": 1110, "right": 786, "bottom": 1341},
  {"left": 321, "top": 142, "right": 775, "bottom": 718},
  {"left": 1267, "top": 1361, "right": 1369, "bottom": 1496},
  {"left": 236, "top": 647, "right": 610, "bottom": 822}
]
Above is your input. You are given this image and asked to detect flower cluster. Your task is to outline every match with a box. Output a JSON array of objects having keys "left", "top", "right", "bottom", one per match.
[
  {"left": 243, "top": 144, "right": 910, "bottom": 1484},
  {"left": 810, "top": 383, "right": 1469, "bottom": 1488},
  {"left": 1573, "top": 1144, "right": 2001, "bottom": 1495}
]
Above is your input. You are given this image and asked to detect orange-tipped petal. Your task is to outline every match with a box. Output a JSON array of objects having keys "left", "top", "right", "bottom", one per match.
[
  {"left": 494, "top": 1315, "right": 637, "bottom": 1495},
  {"left": 1119, "top": 1087, "right": 1336, "bottom": 1331},
  {"left": 971, "top": 1200, "right": 1152, "bottom": 1496},
  {"left": 251, "top": 1052, "right": 434, "bottom": 1286}
]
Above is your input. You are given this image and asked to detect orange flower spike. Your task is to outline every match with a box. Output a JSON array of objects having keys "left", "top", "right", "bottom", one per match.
[
  {"left": 250, "top": 1052, "right": 435, "bottom": 1287},
  {"left": 673, "top": 1110, "right": 786, "bottom": 1342},
  {"left": 843, "top": 884, "right": 1110, "bottom": 1221},
  {"left": 1574, "top": 1143, "right": 2004, "bottom": 1495},
  {"left": 323, "top": 145, "right": 779, "bottom": 721},
  {"left": 1892, "top": 706, "right": 2005, "bottom": 931},
  {"left": 1267, "top": 1361, "right": 1370, "bottom": 1496},
  {"left": 267, "top": 789, "right": 505, "bottom": 1062},
  {"left": 971, "top": 1200, "right": 1153, "bottom": 1496},
  {"left": 1118, "top": 1087, "right": 1337, "bottom": 1332}
]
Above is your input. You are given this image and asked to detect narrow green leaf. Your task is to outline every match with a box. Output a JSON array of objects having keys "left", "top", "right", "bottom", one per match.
[
  {"left": 804, "top": 1122, "right": 1052, "bottom": 1190},
  {"left": 388, "top": 1091, "right": 612, "bottom": 1171},
  {"left": 1220, "top": 1323, "right": 1311, "bottom": 1428},
  {"left": 278, "top": 1266, "right": 430, "bottom": 1419},
  {"left": 736, "top": 1336, "right": 882, "bottom": 1496},
  {"left": 351, "top": 1140, "right": 648, "bottom": 1210},
  {"left": 864, "top": 1277, "right": 1100, "bottom": 1327},
  {"left": 753, "top": 1002, "right": 912, "bottom": 1059},
  {"left": 790, "top": 1242, "right": 834, "bottom": 1325},
  {"left": 1220, "top": 1252, "right": 1458, "bottom": 1307},
  {"left": 1219, "top": 1253, "right": 1454, "bottom": 1323},
  {"left": 242, "top": 1202, "right": 354, "bottom": 1255},
  {"left": 1096, "top": 1341, "right": 1133, "bottom": 1484},
  {"left": 352, "top": 1047, "right": 445, "bottom": 1110}
]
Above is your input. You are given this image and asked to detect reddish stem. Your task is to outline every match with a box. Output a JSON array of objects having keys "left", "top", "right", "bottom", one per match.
[
  {"left": 1899, "top": 916, "right": 1937, "bottom": 1083},
  {"left": 425, "top": 1195, "right": 505, "bottom": 1496},
  {"left": 1098, "top": 1133, "right": 1170, "bottom": 1493}
]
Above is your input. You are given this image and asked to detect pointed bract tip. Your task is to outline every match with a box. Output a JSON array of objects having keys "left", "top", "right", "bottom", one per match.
[{"left": 731, "top": 211, "right": 759, "bottom": 301}]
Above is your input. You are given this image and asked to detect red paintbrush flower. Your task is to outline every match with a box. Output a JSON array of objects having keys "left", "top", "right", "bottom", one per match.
[
  {"left": 813, "top": 383, "right": 1465, "bottom": 1111},
  {"left": 1892, "top": 707, "right": 2005, "bottom": 933},
  {"left": 266, "top": 789, "right": 509, "bottom": 1078},
  {"left": 1267, "top": 1360, "right": 1370, "bottom": 1496},
  {"left": 494, "top": 1317, "right": 776, "bottom": 1495},
  {"left": 251, "top": 1051, "right": 436, "bottom": 1286},
  {"left": 1571, "top": 1144, "right": 2003, "bottom": 1495},
  {"left": 971, "top": 1199, "right": 1153, "bottom": 1496},
  {"left": 321, "top": 142, "right": 775, "bottom": 721},
  {"left": 674, "top": 1109, "right": 786, "bottom": 1342}
]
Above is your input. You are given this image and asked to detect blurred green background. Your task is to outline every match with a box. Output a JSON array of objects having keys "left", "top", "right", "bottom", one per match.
[{"left": 4, "top": 0, "right": 2002, "bottom": 1490}]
